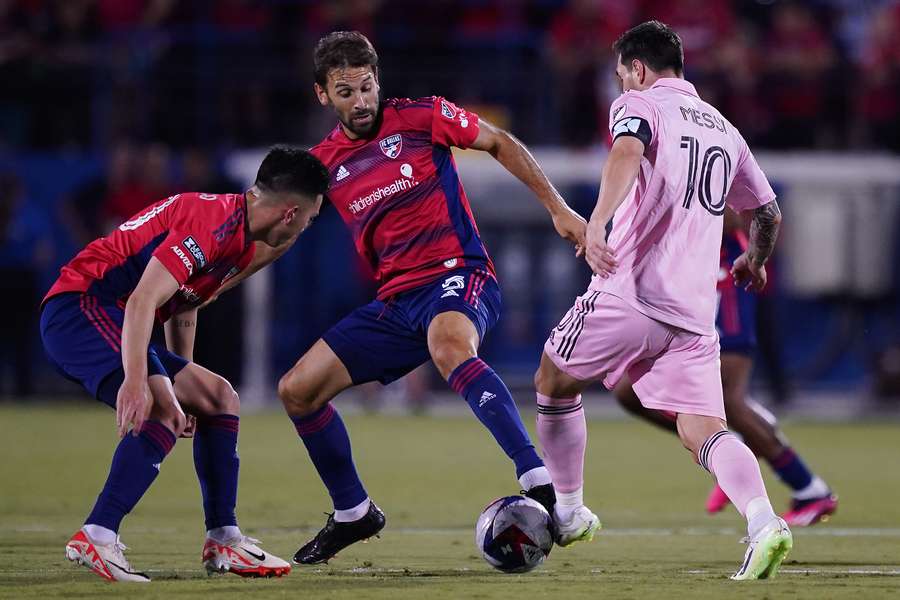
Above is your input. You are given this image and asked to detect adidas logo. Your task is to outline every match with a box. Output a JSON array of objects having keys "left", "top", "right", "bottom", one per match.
[
  {"left": 478, "top": 391, "right": 497, "bottom": 407},
  {"left": 336, "top": 165, "right": 350, "bottom": 181}
]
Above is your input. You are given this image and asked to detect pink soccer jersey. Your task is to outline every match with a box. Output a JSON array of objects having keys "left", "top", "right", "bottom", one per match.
[{"left": 591, "top": 78, "right": 775, "bottom": 335}]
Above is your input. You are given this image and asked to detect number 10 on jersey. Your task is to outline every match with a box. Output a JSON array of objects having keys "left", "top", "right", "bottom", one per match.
[{"left": 680, "top": 135, "right": 731, "bottom": 216}]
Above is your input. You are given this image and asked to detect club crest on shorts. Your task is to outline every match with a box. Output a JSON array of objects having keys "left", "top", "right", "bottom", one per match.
[{"left": 380, "top": 134, "right": 402, "bottom": 159}]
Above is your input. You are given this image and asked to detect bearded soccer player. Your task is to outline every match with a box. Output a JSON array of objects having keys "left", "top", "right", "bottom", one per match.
[
  {"left": 276, "top": 31, "right": 586, "bottom": 564},
  {"left": 40, "top": 147, "right": 328, "bottom": 582},
  {"left": 615, "top": 212, "right": 837, "bottom": 526},
  {"left": 534, "top": 21, "right": 792, "bottom": 580}
]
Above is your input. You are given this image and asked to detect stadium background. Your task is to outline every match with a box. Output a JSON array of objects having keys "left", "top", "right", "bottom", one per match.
[{"left": 1, "top": 0, "right": 900, "bottom": 413}]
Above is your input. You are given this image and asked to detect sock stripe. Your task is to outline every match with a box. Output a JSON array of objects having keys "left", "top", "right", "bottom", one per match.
[
  {"left": 699, "top": 430, "right": 731, "bottom": 472},
  {"left": 449, "top": 358, "right": 490, "bottom": 394},
  {"left": 455, "top": 362, "right": 490, "bottom": 392},
  {"left": 139, "top": 421, "right": 176, "bottom": 455},
  {"left": 292, "top": 404, "right": 336, "bottom": 436},
  {"left": 537, "top": 401, "right": 583, "bottom": 415},
  {"left": 770, "top": 448, "right": 796, "bottom": 470},
  {"left": 198, "top": 414, "right": 240, "bottom": 433}
]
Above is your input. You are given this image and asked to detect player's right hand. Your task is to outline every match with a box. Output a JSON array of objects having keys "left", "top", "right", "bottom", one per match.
[
  {"left": 585, "top": 219, "right": 618, "bottom": 277},
  {"left": 731, "top": 252, "right": 767, "bottom": 292},
  {"left": 116, "top": 377, "right": 153, "bottom": 438}
]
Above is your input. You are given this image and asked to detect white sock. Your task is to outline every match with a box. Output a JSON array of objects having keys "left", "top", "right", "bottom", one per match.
[
  {"left": 334, "top": 498, "right": 371, "bottom": 522},
  {"left": 553, "top": 487, "right": 584, "bottom": 523},
  {"left": 83, "top": 524, "right": 117, "bottom": 546},
  {"left": 517, "top": 466, "right": 552, "bottom": 491},
  {"left": 745, "top": 496, "right": 777, "bottom": 538},
  {"left": 792, "top": 476, "right": 829, "bottom": 501},
  {"left": 207, "top": 525, "right": 242, "bottom": 544}
]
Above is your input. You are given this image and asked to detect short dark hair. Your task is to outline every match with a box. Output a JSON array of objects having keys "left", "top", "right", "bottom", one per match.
[
  {"left": 613, "top": 20, "right": 684, "bottom": 75},
  {"left": 313, "top": 31, "right": 379, "bottom": 86},
  {"left": 255, "top": 146, "right": 329, "bottom": 201}
]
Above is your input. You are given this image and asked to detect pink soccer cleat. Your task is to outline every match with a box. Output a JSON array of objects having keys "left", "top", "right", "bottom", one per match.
[
  {"left": 782, "top": 494, "right": 838, "bottom": 527},
  {"left": 705, "top": 482, "right": 731, "bottom": 514}
]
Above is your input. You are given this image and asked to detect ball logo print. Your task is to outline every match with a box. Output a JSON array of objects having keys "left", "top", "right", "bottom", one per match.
[
  {"left": 400, "top": 163, "right": 413, "bottom": 178},
  {"left": 475, "top": 496, "right": 553, "bottom": 573},
  {"left": 380, "top": 134, "right": 403, "bottom": 159}
]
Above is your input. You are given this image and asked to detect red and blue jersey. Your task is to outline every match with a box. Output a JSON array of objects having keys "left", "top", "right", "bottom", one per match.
[
  {"left": 44, "top": 192, "right": 255, "bottom": 322},
  {"left": 311, "top": 96, "right": 495, "bottom": 300}
]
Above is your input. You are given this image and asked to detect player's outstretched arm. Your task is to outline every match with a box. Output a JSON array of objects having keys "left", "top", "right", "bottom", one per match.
[
  {"left": 118, "top": 257, "right": 180, "bottom": 437},
  {"left": 731, "top": 199, "right": 782, "bottom": 292},
  {"left": 469, "top": 118, "right": 586, "bottom": 253},
  {"left": 585, "top": 136, "right": 644, "bottom": 276}
]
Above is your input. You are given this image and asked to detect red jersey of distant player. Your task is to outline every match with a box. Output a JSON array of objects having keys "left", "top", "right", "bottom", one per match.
[
  {"left": 311, "top": 96, "right": 496, "bottom": 300},
  {"left": 44, "top": 193, "right": 256, "bottom": 322}
]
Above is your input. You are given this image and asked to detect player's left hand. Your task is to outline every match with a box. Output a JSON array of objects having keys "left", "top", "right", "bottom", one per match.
[
  {"left": 551, "top": 207, "right": 587, "bottom": 257},
  {"left": 732, "top": 252, "right": 767, "bottom": 292}
]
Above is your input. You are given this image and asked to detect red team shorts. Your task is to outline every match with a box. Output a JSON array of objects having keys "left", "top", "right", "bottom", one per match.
[{"left": 544, "top": 291, "right": 725, "bottom": 421}]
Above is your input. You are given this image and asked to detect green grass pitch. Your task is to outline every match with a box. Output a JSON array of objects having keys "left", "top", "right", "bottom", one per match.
[{"left": 1, "top": 402, "right": 898, "bottom": 599}]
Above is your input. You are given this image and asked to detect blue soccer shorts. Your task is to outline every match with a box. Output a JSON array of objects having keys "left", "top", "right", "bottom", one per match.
[
  {"left": 323, "top": 267, "right": 501, "bottom": 385},
  {"left": 40, "top": 292, "right": 189, "bottom": 408},
  {"left": 717, "top": 283, "right": 758, "bottom": 355}
]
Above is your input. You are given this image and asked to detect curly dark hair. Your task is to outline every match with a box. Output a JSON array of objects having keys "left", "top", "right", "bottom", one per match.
[{"left": 313, "top": 31, "right": 379, "bottom": 86}]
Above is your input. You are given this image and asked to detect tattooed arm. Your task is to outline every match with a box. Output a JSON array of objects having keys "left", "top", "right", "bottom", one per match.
[
  {"left": 732, "top": 199, "right": 782, "bottom": 292},
  {"left": 747, "top": 199, "right": 782, "bottom": 267},
  {"left": 165, "top": 307, "right": 198, "bottom": 362}
]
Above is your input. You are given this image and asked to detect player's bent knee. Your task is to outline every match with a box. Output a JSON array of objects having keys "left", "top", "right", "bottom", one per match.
[
  {"left": 212, "top": 378, "right": 240, "bottom": 415},
  {"left": 277, "top": 369, "right": 319, "bottom": 415}
]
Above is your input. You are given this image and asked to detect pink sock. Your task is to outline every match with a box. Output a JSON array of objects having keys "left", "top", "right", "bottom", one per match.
[
  {"left": 700, "top": 431, "right": 769, "bottom": 517},
  {"left": 536, "top": 393, "right": 585, "bottom": 495}
]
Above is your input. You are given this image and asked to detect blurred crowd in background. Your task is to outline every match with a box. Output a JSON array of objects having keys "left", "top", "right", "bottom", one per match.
[
  {"left": 2, "top": 0, "right": 900, "bottom": 404},
  {"left": 1, "top": 0, "right": 899, "bottom": 151}
]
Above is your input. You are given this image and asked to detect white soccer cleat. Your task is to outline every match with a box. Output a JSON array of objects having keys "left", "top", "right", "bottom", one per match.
[
  {"left": 64, "top": 528, "right": 150, "bottom": 583},
  {"left": 731, "top": 517, "right": 793, "bottom": 580},
  {"left": 554, "top": 505, "right": 602, "bottom": 547},
  {"left": 202, "top": 535, "right": 291, "bottom": 578}
]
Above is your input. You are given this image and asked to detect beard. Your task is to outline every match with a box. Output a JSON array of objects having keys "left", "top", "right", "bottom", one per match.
[{"left": 341, "top": 108, "right": 378, "bottom": 138}]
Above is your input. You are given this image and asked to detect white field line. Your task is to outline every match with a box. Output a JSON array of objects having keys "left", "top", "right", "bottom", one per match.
[{"left": 4, "top": 526, "right": 900, "bottom": 537}]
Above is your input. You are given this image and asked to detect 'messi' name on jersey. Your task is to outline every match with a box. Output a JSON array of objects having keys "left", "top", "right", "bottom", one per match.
[{"left": 349, "top": 178, "right": 414, "bottom": 215}]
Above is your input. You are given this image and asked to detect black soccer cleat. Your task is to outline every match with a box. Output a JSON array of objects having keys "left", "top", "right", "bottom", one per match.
[
  {"left": 293, "top": 502, "right": 386, "bottom": 565},
  {"left": 524, "top": 483, "right": 557, "bottom": 516}
]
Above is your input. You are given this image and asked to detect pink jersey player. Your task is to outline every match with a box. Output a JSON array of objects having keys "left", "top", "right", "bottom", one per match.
[{"left": 534, "top": 21, "right": 792, "bottom": 581}]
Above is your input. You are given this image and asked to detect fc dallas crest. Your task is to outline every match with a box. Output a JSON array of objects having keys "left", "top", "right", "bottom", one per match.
[{"left": 379, "top": 134, "right": 402, "bottom": 159}]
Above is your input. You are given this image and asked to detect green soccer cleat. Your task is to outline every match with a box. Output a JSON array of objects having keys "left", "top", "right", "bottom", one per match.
[{"left": 731, "top": 517, "right": 793, "bottom": 580}]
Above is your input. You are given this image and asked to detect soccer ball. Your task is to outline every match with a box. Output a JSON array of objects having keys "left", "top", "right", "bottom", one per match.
[{"left": 475, "top": 495, "right": 553, "bottom": 573}]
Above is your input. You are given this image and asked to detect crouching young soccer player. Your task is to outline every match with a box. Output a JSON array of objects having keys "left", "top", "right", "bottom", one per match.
[{"left": 40, "top": 147, "right": 328, "bottom": 582}]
